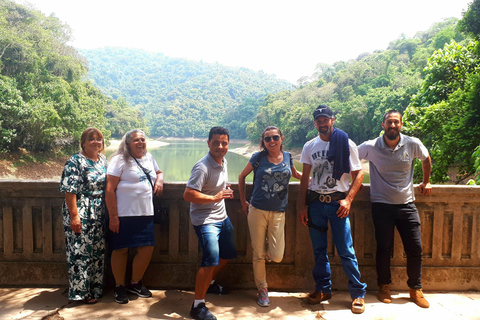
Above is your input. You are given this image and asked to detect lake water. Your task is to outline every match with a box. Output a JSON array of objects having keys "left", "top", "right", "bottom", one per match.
[
  {"left": 104, "top": 139, "right": 371, "bottom": 183},
  {"left": 105, "top": 139, "right": 302, "bottom": 183}
]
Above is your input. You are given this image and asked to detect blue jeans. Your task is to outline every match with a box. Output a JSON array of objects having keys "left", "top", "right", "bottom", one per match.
[
  {"left": 308, "top": 200, "right": 366, "bottom": 299},
  {"left": 372, "top": 202, "right": 423, "bottom": 289},
  {"left": 194, "top": 217, "right": 237, "bottom": 267}
]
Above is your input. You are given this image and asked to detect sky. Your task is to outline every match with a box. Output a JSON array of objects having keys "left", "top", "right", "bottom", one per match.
[{"left": 16, "top": 0, "right": 474, "bottom": 84}]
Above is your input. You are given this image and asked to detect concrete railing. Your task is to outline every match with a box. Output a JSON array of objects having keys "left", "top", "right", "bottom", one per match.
[{"left": 0, "top": 181, "right": 479, "bottom": 291}]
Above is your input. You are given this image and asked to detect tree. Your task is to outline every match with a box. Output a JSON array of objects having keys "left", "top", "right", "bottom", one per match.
[
  {"left": 404, "top": 40, "right": 480, "bottom": 183},
  {"left": 0, "top": 0, "right": 142, "bottom": 151},
  {"left": 457, "top": 0, "right": 480, "bottom": 40}
]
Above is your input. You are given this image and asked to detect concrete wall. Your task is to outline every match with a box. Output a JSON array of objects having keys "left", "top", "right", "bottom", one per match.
[{"left": 0, "top": 181, "right": 479, "bottom": 291}]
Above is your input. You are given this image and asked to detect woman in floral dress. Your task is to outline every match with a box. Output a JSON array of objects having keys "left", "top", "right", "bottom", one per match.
[{"left": 59, "top": 127, "right": 107, "bottom": 304}]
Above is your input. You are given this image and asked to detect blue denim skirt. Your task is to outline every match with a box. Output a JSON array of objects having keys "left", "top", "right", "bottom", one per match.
[{"left": 110, "top": 216, "right": 155, "bottom": 250}]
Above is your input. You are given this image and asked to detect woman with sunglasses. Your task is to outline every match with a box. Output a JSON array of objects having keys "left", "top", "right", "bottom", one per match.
[{"left": 238, "top": 126, "right": 302, "bottom": 307}]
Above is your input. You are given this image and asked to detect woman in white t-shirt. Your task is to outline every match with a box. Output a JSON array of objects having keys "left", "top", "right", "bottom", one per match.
[{"left": 105, "top": 129, "right": 164, "bottom": 304}]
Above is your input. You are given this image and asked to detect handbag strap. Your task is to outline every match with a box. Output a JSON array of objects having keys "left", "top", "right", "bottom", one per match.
[{"left": 132, "top": 156, "right": 154, "bottom": 191}]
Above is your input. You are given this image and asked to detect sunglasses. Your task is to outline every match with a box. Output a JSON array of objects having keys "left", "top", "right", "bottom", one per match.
[{"left": 264, "top": 135, "right": 280, "bottom": 142}]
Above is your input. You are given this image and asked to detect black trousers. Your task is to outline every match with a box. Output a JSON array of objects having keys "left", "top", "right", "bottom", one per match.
[{"left": 372, "top": 202, "right": 423, "bottom": 289}]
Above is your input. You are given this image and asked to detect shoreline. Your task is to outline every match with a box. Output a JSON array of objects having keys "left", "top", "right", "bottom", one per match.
[
  {"left": 105, "top": 139, "right": 170, "bottom": 150},
  {"left": 0, "top": 139, "right": 368, "bottom": 181}
]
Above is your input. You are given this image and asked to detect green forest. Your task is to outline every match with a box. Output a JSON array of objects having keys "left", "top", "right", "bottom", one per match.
[
  {"left": 0, "top": 0, "right": 148, "bottom": 152},
  {"left": 80, "top": 48, "right": 293, "bottom": 139},
  {"left": 1, "top": 0, "right": 480, "bottom": 184},
  {"left": 245, "top": 13, "right": 480, "bottom": 184}
]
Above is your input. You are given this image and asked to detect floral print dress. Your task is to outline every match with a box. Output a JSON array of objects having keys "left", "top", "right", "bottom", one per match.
[{"left": 59, "top": 152, "right": 107, "bottom": 301}]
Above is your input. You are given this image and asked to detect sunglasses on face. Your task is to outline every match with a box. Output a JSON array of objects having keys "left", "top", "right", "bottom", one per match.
[{"left": 264, "top": 135, "right": 280, "bottom": 142}]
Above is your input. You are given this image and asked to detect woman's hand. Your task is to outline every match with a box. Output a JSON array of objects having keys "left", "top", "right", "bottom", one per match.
[
  {"left": 109, "top": 215, "right": 120, "bottom": 233},
  {"left": 241, "top": 200, "right": 249, "bottom": 216},
  {"left": 70, "top": 215, "right": 82, "bottom": 233},
  {"left": 154, "top": 181, "right": 164, "bottom": 196},
  {"left": 154, "top": 171, "right": 164, "bottom": 196},
  {"left": 65, "top": 192, "right": 81, "bottom": 233}
]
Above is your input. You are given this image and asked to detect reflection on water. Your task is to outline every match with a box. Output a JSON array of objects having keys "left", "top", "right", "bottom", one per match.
[{"left": 105, "top": 139, "right": 288, "bottom": 182}]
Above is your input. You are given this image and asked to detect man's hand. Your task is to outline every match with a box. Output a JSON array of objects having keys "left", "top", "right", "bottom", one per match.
[
  {"left": 336, "top": 199, "right": 352, "bottom": 218},
  {"left": 418, "top": 182, "right": 432, "bottom": 196},
  {"left": 215, "top": 188, "right": 234, "bottom": 201},
  {"left": 297, "top": 206, "right": 308, "bottom": 226}
]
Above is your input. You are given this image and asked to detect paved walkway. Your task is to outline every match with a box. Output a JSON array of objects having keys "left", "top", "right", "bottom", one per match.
[{"left": 0, "top": 288, "right": 479, "bottom": 320}]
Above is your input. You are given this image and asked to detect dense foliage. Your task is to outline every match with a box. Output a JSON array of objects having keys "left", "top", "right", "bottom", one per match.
[
  {"left": 0, "top": 0, "right": 145, "bottom": 152},
  {"left": 247, "top": 18, "right": 465, "bottom": 147},
  {"left": 3, "top": 0, "right": 480, "bottom": 184},
  {"left": 405, "top": 0, "right": 480, "bottom": 184},
  {"left": 246, "top": 16, "right": 480, "bottom": 183},
  {"left": 80, "top": 48, "right": 293, "bottom": 139}
]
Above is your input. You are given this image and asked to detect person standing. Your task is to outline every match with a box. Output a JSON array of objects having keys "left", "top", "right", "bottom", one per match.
[
  {"left": 105, "top": 129, "right": 164, "bottom": 304},
  {"left": 184, "top": 126, "right": 237, "bottom": 320},
  {"left": 59, "top": 127, "right": 107, "bottom": 304},
  {"left": 357, "top": 110, "right": 432, "bottom": 308},
  {"left": 297, "top": 105, "right": 366, "bottom": 314},
  {"left": 238, "top": 126, "right": 302, "bottom": 307}
]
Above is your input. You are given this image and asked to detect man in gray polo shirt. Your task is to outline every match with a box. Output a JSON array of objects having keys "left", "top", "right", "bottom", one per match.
[
  {"left": 358, "top": 110, "right": 432, "bottom": 309},
  {"left": 184, "top": 126, "right": 237, "bottom": 320}
]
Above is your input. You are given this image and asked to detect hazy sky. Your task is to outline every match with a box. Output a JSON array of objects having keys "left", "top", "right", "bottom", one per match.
[{"left": 16, "top": 0, "right": 473, "bottom": 83}]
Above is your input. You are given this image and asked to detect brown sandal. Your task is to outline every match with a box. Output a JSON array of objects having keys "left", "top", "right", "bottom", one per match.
[{"left": 84, "top": 298, "right": 98, "bottom": 304}]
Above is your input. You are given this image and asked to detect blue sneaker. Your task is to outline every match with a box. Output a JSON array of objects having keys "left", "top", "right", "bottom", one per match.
[
  {"left": 257, "top": 288, "right": 270, "bottom": 307},
  {"left": 190, "top": 302, "right": 216, "bottom": 320}
]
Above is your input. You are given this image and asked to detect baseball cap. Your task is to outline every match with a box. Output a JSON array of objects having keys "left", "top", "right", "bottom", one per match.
[{"left": 313, "top": 105, "right": 333, "bottom": 120}]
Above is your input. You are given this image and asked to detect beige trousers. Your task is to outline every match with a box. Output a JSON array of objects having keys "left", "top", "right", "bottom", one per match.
[{"left": 247, "top": 205, "right": 286, "bottom": 290}]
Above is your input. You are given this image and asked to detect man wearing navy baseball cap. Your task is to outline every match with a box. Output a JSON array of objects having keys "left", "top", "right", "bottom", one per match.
[{"left": 297, "top": 104, "right": 367, "bottom": 314}]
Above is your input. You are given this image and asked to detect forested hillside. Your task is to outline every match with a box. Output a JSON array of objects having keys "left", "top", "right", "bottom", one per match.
[
  {"left": 2, "top": 0, "right": 480, "bottom": 184},
  {"left": 246, "top": 7, "right": 480, "bottom": 184},
  {"left": 247, "top": 18, "right": 465, "bottom": 147},
  {"left": 80, "top": 48, "right": 293, "bottom": 138},
  {"left": 0, "top": 0, "right": 145, "bottom": 152}
]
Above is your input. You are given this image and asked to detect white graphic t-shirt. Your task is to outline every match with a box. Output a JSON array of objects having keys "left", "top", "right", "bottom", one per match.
[{"left": 300, "top": 136, "right": 362, "bottom": 193}]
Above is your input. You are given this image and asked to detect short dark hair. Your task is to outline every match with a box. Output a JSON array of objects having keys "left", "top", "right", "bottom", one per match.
[
  {"left": 383, "top": 110, "right": 402, "bottom": 122},
  {"left": 208, "top": 126, "right": 229, "bottom": 141}
]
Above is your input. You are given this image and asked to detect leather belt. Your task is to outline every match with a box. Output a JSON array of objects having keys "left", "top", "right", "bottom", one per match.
[{"left": 307, "top": 190, "right": 346, "bottom": 204}]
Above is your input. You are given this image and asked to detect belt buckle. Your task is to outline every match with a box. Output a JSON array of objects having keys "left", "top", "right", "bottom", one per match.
[{"left": 318, "top": 194, "right": 332, "bottom": 203}]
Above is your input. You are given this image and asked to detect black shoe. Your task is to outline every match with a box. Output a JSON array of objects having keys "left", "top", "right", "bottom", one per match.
[
  {"left": 114, "top": 285, "right": 129, "bottom": 304},
  {"left": 126, "top": 280, "right": 152, "bottom": 298},
  {"left": 190, "top": 303, "right": 216, "bottom": 320},
  {"left": 206, "top": 282, "right": 228, "bottom": 295}
]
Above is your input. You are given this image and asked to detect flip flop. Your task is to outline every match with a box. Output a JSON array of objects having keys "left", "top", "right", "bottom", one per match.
[{"left": 84, "top": 298, "right": 98, "bottom": 304}]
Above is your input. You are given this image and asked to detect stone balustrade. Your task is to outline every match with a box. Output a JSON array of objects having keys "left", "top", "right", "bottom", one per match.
[{"left": 0, "top": 180, "right": 479, "bottom": 291}]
